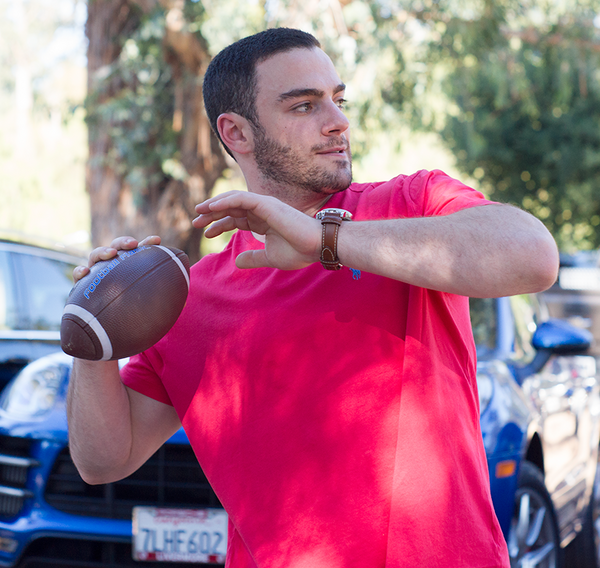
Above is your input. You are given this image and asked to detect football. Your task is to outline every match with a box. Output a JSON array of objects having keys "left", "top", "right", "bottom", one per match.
[{"left": 60, "top": 245, "right": 190, "bottom": 361}]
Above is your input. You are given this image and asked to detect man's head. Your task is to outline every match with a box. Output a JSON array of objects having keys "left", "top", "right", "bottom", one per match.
[
  {"left": 204, "top": 28, "right": 352, "bottom": 203},
  {"left": 203, "top": 28, "right": 321, "bottom": 158}
]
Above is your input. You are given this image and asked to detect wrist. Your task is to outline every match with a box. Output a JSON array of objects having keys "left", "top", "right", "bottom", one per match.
[{"left": 315, "top": 208, "right": 353, "bottom": 270}]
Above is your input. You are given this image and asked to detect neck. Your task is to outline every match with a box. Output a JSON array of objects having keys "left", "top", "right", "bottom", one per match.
[
  {"left": 297, "top": 194, "right": 335, "bottom": 217},
  {"left": 237, "top": 158, "right": 347, "bottom": 216},
  {"left": 246, "top": 178, "right": 338, "bottom": 217}
]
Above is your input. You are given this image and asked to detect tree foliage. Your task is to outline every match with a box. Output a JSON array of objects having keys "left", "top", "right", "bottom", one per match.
[
  {"left": 409, "top": 0, "right": 600, "bottom": 251},
  {"left": 86, "top": 0, "right": 223, "bottom": 262},
  {"left": 85, "top": 0, "right": 600, "bottom": 255}
]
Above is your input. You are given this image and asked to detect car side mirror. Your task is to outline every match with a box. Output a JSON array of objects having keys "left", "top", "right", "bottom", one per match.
[
  {"left": 513, "top": 319, "right": 593, "bottom": 384},
  {"left": 532, "top": 319, "right": 592, "bottom": 354}
]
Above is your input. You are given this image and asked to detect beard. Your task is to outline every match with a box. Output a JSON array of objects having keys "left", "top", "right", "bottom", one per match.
[{"left": 252, "top": 126, "right": 353, "bottom": 195}]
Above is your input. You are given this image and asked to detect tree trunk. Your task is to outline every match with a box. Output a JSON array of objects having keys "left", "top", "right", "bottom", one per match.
[{"left": 86, "top": 0, "right": 226, "bottom": 263}]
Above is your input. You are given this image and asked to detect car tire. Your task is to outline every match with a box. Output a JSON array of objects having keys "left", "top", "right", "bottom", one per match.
[
  {"left": 507, "top": 461, "right": 563, "bottom": 568},
  {"left": 565, "top": 459, "right": 600, "bottom": 568}
]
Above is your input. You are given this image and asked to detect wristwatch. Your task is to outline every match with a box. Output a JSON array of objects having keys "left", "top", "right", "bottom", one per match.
[{"left": 315, "top": 208, "right": 353, "bottom": 270}]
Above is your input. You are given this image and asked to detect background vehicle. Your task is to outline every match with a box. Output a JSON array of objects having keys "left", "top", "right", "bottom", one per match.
[
  {"left": 0, "top": 294, "right": 598, "bottom": 567},
  {"left": 0, "top": 236, "right": 85, "bottom": 391},
  {"left": 474, "top": 294, "right": 600, "bottom": 568}
]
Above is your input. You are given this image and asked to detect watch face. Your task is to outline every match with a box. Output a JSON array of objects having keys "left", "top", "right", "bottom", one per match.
[{"left": 315, "top": 208, "right": 353, "bottom": 220}]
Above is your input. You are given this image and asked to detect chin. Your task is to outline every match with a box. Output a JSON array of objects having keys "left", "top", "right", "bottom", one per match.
[{"left": 313, "top": 180, "right": 352, "bottom": 196}]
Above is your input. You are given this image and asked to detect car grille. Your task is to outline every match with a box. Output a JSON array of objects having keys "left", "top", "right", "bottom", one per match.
[
  {"left": 0, "top": 435, "right": 37, "bottom": 519},
  {"left": 45, "top": 443, "right": 222, "bottom": 519}
]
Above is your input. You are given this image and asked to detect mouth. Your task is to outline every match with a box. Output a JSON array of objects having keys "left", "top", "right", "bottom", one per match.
[{"left": 316, "top": 146, "right": 348, "bottom": 156}]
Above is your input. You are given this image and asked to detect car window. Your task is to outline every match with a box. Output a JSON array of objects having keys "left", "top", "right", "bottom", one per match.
[
  {"left": 469, "top": 297, "right": 497, "bottom": 357},
  {"left": 509, "top": 294, "right": 538, "bottom": 364},
  {"left": 0, "top": 251, "right": 19, "bottom": 330},
  {"left": 15, "top": 253, "right": 76, "bottom": 331}
]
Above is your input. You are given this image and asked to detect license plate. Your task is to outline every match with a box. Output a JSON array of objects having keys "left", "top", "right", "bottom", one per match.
[{"left": 132, "top": 507, "right": 228, "bottom": 563}]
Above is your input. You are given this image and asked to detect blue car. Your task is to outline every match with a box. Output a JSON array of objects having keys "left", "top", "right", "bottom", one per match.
[
  {"left": 473, "top": 295, "right": 599, "bottom": 568},
  {"left": 0, "top": 294, "right": 597, "bottom": 567},
  {"left": 0, "top": 237, "right": 86, "bottom": 391}
]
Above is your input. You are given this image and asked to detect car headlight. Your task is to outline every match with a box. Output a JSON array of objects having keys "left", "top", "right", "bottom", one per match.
[
  {"left": 0, "top": 358, "right": 65, "bottom": 419},
  {"left": 476, "top": 371, "right": 494, "bottom": 412}
]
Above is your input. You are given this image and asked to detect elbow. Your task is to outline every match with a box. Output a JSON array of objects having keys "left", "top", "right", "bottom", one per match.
[
  {"left": 74, "top": 460, "right": 128, "bottom": 486},
  {"left": 523, "top": 231, "right": 560, "bottom": 293},
  {"left": 71, "top": 455, "right": 108, "bottom": 485},
  {"left": 77, "top": 468, "right": 109, "bottom": 486},
  {"left": 71, "top": 453, "right": 116, "bottom": 485},
  {"left": 539, "top": 252, "right": 560, "bottom": 292},
  {"left": 69, "top": 441, "right": 131, "bottom": 485}
]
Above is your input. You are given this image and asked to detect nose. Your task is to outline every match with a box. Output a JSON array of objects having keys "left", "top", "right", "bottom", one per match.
[{"left": 322, "top": 100, "right": 350, "bottom": 136}]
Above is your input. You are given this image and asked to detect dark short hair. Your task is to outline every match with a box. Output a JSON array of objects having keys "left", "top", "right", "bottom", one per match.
[{"left": 203, "top": 28, "right": 321, "bottom": 157}]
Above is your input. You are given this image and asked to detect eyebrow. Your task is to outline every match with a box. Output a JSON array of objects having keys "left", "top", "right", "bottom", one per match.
[{"left": 277, "top": 83, "right": 346, "bottom": 102}]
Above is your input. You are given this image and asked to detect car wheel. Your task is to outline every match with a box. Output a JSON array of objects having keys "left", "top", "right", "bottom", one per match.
[
  {"left": 507, "top": 461, "right": 562, "bottom": 568},
  {"left": 565, "top": 457, "right": 600, "bottom": 568}
]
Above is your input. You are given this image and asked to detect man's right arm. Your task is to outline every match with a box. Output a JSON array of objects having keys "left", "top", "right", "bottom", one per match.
[
  {"left": 67, "top": 360, "right": 181, "bottom": 485},
  {"left": 66, "top": 235, "right": 181, "bottom": 485}
]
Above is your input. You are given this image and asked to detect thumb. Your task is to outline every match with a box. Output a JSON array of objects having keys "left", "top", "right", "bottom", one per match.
[{"left": 235, "top": 249, "right": 271, "bottom": 269}]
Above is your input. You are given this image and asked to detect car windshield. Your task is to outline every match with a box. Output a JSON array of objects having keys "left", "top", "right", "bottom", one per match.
[
  {"left": 17, "top": 253, "right": 76, "bottom": 331},
  {"left": 0, "top": 248, "right": 77, "bottom": 332}
]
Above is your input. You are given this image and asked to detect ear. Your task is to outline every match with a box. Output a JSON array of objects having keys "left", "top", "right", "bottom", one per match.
[{"left": 217, "top": 113, "right": 254, "bottom": 155}]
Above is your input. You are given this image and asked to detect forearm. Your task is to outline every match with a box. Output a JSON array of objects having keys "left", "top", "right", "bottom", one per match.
[
  {"left": 67, "top": 360, "right": 135, "bottom": 484},
  {"left": 336, "top": 204, "right": 559, "bottom": 298},
  {"left": 68, "top": 358, "right": 183, "bottom": 485},
  {"left": 193, "top": 192, "right": 559, "bottom": 297}
]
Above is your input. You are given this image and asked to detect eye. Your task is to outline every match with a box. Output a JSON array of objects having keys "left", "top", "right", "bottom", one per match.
[
  {"left": 294, "top": 102, "right": 313, "bottom": 113},
  {"left": 336, "top": 98, "right": 347, "bottom": 110}
]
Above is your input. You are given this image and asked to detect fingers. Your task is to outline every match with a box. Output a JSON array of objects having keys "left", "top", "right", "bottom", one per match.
[
  {"left": 89, "top": 235, "right": 161, "bottom": 265},
  {"left": 72, "top": 235, "right": 161, "bottom": 283},
  {"left": 138, "top": 235, "right": 161, "bottom": 247},
  {"left": 194, "top": 191, "right": 276, "bottom": 224},
  {"left": 71, "top": 246, "right": 116, "bottom": 284},
  {"left": 194, "top": 192, "right": 289, "bottom": 238},
  {"left": 194, "top": 192, "right": 321, "bottom": 270},
  {"left": 193, "top": 194, "right": 273, "bottom": 238},
  {"left": 193, "top": 193, "right": 265, "bottom": 229},
  {"left": 203, "top": 216, "right": 251, "bottom": 239},
  {"left": 194, "top": 190, "right": 249, "bottom": 215},
  {"left": 108, "top": 236, "right": 138, "bottom": 251},
  {"left": 86, "top": 236, "right": 136, "bottom": 268},
  {"left": 193, "top": 208, "right": 251, "bottom": 230},
  {"left": 72, "top": 265, "right": 90, "bottom": 283}
]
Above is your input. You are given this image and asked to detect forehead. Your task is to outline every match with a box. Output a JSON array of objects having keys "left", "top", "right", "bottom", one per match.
[{"left": 254, "top": 47, "right": 343, "bottom": 102}]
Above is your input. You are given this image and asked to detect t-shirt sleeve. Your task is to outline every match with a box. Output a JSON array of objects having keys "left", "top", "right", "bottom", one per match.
[
  {"left": 406, "top": 169, "right": 496, "bottom": 217},
  {"left": 120, "top": 350, "right": 173, "bottom": 406}
]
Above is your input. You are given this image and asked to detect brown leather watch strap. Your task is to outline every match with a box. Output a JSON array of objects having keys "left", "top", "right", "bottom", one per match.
[
  {"left": 320, "top": 212, "right": 343, "bottom": 270},
  {"left": 316, "top": 208, "right": 353, "bottom": 270}
]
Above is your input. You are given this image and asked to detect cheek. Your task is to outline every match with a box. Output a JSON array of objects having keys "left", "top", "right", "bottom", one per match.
[
  {"left": 260, "top": 118, "right": 316, "bottom": 151},
  {"left": 276, "top": 127, "right": 305, "bottom": 149},
  {"left": 284, "top": 123, "right": 316, "bottom": 145}
]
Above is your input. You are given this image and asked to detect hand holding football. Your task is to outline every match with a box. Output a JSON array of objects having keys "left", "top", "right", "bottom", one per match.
[{"left": 61, "top": 245, "right": 190, "bottom": 361}]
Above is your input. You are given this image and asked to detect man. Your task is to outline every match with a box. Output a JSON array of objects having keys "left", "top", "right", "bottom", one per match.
[{"left": 68, "top": 28, "right": 558, "bottom": 568}]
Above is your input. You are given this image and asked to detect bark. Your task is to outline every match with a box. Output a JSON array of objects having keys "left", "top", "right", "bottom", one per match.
[{"left": 86, "top": 0, "right": 226, "bottom": 263}]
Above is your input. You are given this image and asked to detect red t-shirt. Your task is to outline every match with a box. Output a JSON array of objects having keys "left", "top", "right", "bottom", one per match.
[{"left": 121, "top": 170, "right": 510, "bottom": 568}]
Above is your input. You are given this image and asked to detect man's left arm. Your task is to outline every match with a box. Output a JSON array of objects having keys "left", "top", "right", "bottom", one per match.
[
  {"left": 193, "top": 192, "right": 558, "bottom": 299},
  {"left": 336, "top": 203, "right": 558, "bottom": 298}
]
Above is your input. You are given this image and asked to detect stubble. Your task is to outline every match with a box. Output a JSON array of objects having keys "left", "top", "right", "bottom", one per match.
[{"left": 252, "top": 126, "right": 353, "bottom": 196}]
